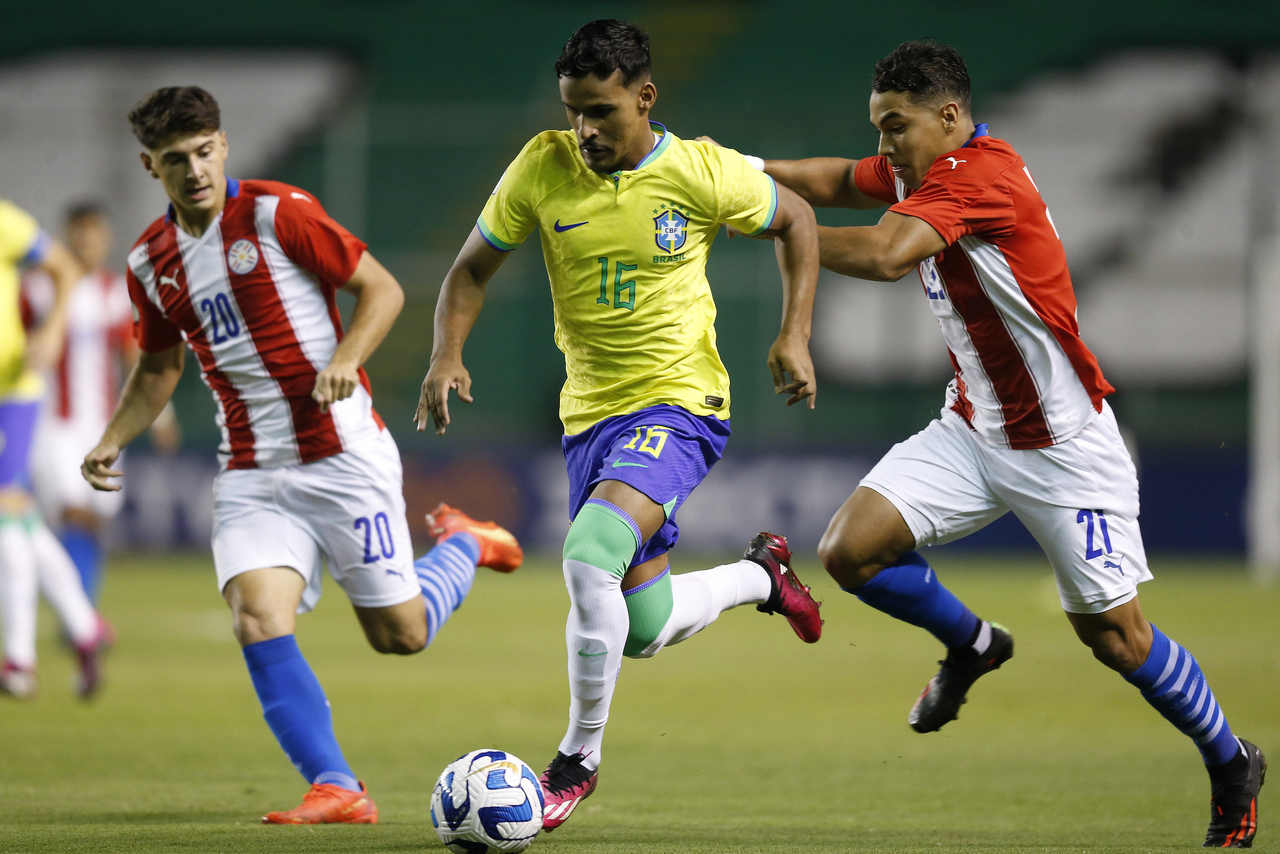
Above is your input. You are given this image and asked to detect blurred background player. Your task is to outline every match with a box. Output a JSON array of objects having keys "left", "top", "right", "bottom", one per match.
[
  {"left": 24, "top": 201, "right": 181, "bottom": 605},
  {"left": 416, "top": 19, "right": 824, "bottom": 832},
  {"left": 718, "top": 39, "right": 1265, "bottom": 848},
  {"left": 81, "top": 86, "right": 523, "bottom": 824},
  {"left": 0, "top": 198, "right": 111, "bottom": 699}
]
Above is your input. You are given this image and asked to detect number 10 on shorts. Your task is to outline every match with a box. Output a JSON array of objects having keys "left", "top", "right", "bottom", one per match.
[
  {"left": 622, "top": 425, "right": 670, "bottom": 458},
  {"left": 354, "top": 512, "right": 396, "bottom": 562}
]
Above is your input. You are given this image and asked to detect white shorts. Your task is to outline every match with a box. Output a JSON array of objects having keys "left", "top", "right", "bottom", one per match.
[
  {"left": 860, "top": 402, "right": 1153, "bottom": 614},
  {"left": 211, "top": 429, "right": 419, "bottom": 613},
  {"left": 29, "top": 419, "right": 125, "bottom": 520}
]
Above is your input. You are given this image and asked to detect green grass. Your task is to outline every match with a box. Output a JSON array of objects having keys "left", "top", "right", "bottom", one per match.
[{"left": 2, "top": 552, "right": 1277, "bottom": 853}]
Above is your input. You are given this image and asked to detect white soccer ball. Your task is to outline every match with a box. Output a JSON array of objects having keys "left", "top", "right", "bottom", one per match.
[{"left": 429, "top": 748, "right": 545, "bottom": 853}]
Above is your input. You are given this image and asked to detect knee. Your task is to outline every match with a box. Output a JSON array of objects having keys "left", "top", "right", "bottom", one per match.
[
  {"left": 229, "top": 601, "right": 296, "bottom": 647},
  {"left": 562, "top": 503, "right": 636, "bottom": 582},
  {"left": 817, "top": 529, "right": 900, "bottom": 590},
  {"left": 363, "top": 610, "right": 429, "bottom": 655},
  {"left": 622, "top": 625, "right": 659, "bottom": 659},
  {"left": 1077, "top": 623, "right": 1150, "bottom": 674},
  {"left": 368, "top": 626, "right": 428, "bottom": 656}
]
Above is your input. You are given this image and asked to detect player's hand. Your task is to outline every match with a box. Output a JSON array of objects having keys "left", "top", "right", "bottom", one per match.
[
  {"left": 311, "top": 359, "right": 360, "bottom": 413},
  {"left": 81, "top": 443, "right": 124, "bottom": 492},
  {"left": 415, "top": 357, "right": 474, "bottom": 435},
  {"left": 768, "top": 333, "right": 817, "bottom": 409},
  {"left": 23, "top": 325, "right": 63, "bottom": 373}
]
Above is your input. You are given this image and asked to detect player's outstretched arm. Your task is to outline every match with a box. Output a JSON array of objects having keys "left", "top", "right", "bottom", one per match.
[
  {"left": 312, "top": 251, "right": 405, "bottom": 413},
  {"left": 755, "top": 183, "right": 819, "bottom": 409},
  {"left": 818, "top": 211, "right": 947, "bottom": 281},
  {"left": 24, "top": 239, "right": 82, "bottom": 372},
  {"left": 415, "top": 227, "right": 511, "bottom": 435},
  {"left": 694, "top": 136, "right": 882, "bottom": 210},
  {"left": 82, "top": 343, "right": 185, "bottom": 491},
  {"left": 763, "top": 157, "right": 886, "bottom": 210}
]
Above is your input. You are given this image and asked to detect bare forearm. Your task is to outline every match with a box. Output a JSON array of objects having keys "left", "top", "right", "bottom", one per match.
[
  {"left": 766, "top": 158, "right": 860, "bottom": 208},
  {"left": 101, "top": 360, "right": 183, "bottom": 449},
  {"left": 818, "top": 225, "right": 906, "bottom": 281},
  {"left": 430, "top": 269, "right": 486, "bottom": 364},
  {"left": 333, "top": 282, "right": 403, "bottom": 369},
  {"left": 775, "top": 218, "right": 819, "bottom": 340}
]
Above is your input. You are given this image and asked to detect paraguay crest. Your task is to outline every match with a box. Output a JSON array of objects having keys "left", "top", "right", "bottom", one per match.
[
  {"left": 653, "top": 206, "right": 689, "bottom": 254},
  {"left": 226, "top": 238, "right": 259, "bottom": 275}
]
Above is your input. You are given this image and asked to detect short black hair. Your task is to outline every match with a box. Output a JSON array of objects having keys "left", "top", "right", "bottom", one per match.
[
  {"left": 128, "top": 86, "right": 221, "bottom": 149},
  {"left": 555, "top": 19, "right": 651, "bottom": 85},
  {"left": 64, "top": 200, "right": 108, "bottom": 226},
  {"left": 873, "top": 40, "right": 971, "bottom": 109}
]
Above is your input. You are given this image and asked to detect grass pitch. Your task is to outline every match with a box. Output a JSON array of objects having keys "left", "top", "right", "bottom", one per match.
[{"left": 2, "top": 551, "right": 1276, "bottom": 853}]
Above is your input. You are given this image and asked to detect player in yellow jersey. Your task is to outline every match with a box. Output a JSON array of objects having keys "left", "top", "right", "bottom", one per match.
[
  {"left": 0, "top": 199, "right": 110, "bottom": 699},
  {"left": 415, "top": 19, "right": 824, "bottom": 832}
]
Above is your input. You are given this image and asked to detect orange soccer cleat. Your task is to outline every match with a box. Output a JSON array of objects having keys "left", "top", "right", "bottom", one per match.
[
  {"left": 261, "top": 782, "right": 378, "bottom": 825},
  {"left": 425, "top": 503, "right": 523, "bottom": 573}
]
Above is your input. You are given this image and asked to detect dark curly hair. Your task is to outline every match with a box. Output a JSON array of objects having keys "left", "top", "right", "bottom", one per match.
[
  {"left": 873, "top": 40, "right": 971, "bottom": 109},
  {"left": 128, "top": 86, "right": 221, "bottom": 149},
  {"left": 554, "top": 19, "right": 651, "bottom": 85}
]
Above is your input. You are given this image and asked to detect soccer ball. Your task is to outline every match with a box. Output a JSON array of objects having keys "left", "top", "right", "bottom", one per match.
[{"left": 429, "top": 748, "right": 545, "bottom": 853}]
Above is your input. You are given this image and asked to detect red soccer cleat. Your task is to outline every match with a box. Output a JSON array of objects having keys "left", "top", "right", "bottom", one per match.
[
  {"left": 539, "top": 751, "right": 598, "bottom": 832},
  {"left": 425, "top": 503, "right": 523, "bottom": 573},
  {"left": 745, "top": 532, "right": 824, "bottom": 643},
  {"left": 262, "top": 782, "right": 378, "bottom": 824}
]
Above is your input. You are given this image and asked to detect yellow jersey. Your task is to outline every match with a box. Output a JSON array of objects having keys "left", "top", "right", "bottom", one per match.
[
  {"left": 477, "top": 122, "right": 778, "bottom": 435},
  {"left": 0, "top": 199, "right": 47, "bottom": 400}
]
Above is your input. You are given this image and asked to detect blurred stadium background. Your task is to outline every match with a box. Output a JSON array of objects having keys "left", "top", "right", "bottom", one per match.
[{"left": 3, "top": 0, "right": 1278, "bottom": 572}]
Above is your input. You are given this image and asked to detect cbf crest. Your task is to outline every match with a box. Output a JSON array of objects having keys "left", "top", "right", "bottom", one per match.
[{"left": 653, "top": 207, "right": 689, "bottom": 254}]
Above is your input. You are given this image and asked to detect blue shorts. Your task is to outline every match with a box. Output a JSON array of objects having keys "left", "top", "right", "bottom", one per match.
[
  {"left": 0, "top": 398, "right": 40, "bottom": 489},
  {"left": 562, "top": 404, "right": 731, "bottom": 567}
]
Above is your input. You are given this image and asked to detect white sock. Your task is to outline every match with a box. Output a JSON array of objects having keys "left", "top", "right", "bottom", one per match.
[
  {"left": 30, "top": 522, "right": 97, "bottom": 645},
  {"left": 557, "top": 558, "right": 627, "bottom": 771},
  {"left": 640, "top": 560, "right": 772, "bottom": 656},
  {"left": 0, "top": 521, "right": 40, "bottom": 667}
]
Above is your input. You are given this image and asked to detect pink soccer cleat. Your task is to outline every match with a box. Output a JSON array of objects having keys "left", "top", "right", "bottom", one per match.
[
  {"left": 745, "top": 532, "right": 823, "bottom": 643},
  {"left": 539, "top": 751, "right": 598, "bottom": 831}
]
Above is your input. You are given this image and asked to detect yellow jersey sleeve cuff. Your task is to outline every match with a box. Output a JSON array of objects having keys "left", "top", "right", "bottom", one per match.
[
  {"left": 746, "top": 176, "right": 779, "bottom": 236},
  {"left": 476, "top": 216, "right": 520, "bottom": 252}
]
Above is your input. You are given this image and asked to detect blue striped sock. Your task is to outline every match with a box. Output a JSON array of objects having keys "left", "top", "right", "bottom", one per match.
[
  {"left": 242, "top": 635, "right": 360, "bottom": 792},
  {"left": 416, "top": 533, "right": 479, "bottom": 646},
  {"left": 847, "top": 551, "right": 980, "bottom": 649},
  {"left": 1125, "top": 623, "right": 1242, "bottom": 768}
]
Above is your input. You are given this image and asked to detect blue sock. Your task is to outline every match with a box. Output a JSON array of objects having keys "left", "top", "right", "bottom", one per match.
[
  {"left": 415, "top": 533, "right": 479, "bottom": 646},
  {"left": 1124, "top": 623, "right": 1242, "bottom": 768},
  {"left": 60, "top": 525, "right": 102, "bottom": 603},
  {"left": 847, "top": 551, "right": 980, "bottom": 649},
  {"left": 242, "top": 635, "right": 360, "bottom": 792}
]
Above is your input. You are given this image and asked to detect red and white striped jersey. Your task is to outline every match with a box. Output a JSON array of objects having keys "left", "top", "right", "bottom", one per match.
[
  {"left": 854, "top": 130, "right": 1113, "bottom": 450},
  {"left": 22, "top": 269, "right": 133, "bottom": 433},
  {"left": 125, "top": 178, "right": 384, "bottom": 470}
]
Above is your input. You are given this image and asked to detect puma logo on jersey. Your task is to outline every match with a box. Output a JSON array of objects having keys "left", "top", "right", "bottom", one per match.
[
  {"left": 158, "top": 272, "right": 180, "bottom": 289},
  {"left": 945, "top": 157, "right": 967, "bottom": 170}
]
